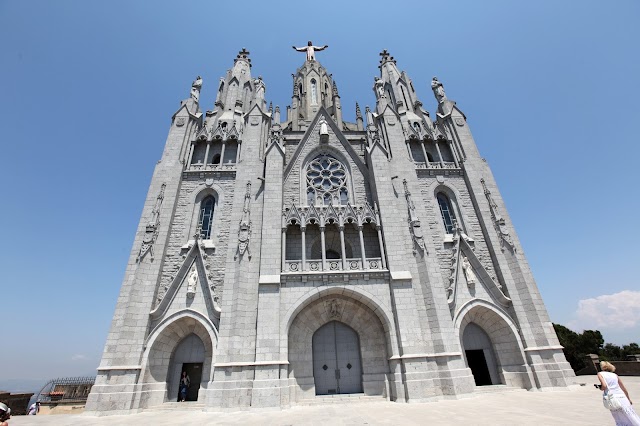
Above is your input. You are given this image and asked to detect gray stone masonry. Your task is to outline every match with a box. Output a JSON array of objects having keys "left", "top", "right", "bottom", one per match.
[{"left": 87, "top": 49, "right": 575, "bottom": 416}]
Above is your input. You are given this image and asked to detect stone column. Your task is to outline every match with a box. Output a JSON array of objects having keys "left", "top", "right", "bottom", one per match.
[
  {"left": 187, "top": 141, "right": 195, "bottom": 169},
  {"left": 301, "top": 226, "right": 306, "bottom": 272},
  {"left": 358, "top": 225, "right": 367, "bottom": 270},
  {"left": 281, "top": 227, "right": 287, "bottom": 272},
  {"left": 421, "top": 141, "right": 430, "bottom": 167},
  {"left": 320, "top": 226, "right": 326, "bottom": 271},
  {"left": 203, "top": 141, "right": 211, "bottom": 168},
  {"left": 406, "top": 142, "right": 414, "bottom": 161},
  {"left": 235, "top": 141, "right": 241, "bottom": 164},
  {"left": 449, "top": 140, "right": 459, "bottom": 167},
  {"left": 219, "top": 141, "right": 226, "bottom": 165},
  {"left": 339, "top": 225, "right": 346, "bottom": 271},
  {"left": 376, "top": 225, "right": 387, "bottom": 269},
  {"left": 434, "top": 140, "right": 444, "bottom": 167}
]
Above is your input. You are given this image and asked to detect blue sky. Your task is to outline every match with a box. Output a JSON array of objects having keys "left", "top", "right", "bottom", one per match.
[{"left": 1, "top": 0, "right": 638, "bottom": 385}]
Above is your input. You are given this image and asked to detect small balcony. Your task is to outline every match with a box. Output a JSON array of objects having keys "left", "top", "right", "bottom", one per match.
[
  {"left": 186, "top": 162, "right": 237, "bottom": 172},
  {"left": 283, "top": 257, "right": 385, "bottom": 274},
  {"left": 414, "top": 161, "right": 458, "bottom": 170}
]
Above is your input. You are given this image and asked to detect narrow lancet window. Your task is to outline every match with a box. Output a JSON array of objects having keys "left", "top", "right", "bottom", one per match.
[
  {"left": 311, "top": 79, "right": 318, "bottom": 104},
  {"left": 198, "top": 196, "right": 215, "bottom": 239},
  {"left": 437, "top": 192, "right": 457, "bottom": 234}
]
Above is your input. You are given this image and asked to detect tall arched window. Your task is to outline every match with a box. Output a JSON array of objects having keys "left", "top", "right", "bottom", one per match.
[
  {"left": 310, "top": 79, "right": 318, "bottom": 104},
  {"left": 306, "top": 154, "right": 348, "bottom": 206},
  {"left": 437, "top": 192, "right": 457, "bottom": 234},
  {"left": 198, "top": 196, "right": 215, "bottom": 239}
]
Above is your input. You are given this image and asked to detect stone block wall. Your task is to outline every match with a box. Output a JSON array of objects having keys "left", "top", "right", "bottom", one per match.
[{"left": 155, "top": 176, "right": 235, "bottom": 305}]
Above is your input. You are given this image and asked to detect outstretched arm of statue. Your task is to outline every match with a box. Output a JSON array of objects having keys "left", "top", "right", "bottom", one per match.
[{"left": 293, "top": 46, "right": 305, "bottom": 52}]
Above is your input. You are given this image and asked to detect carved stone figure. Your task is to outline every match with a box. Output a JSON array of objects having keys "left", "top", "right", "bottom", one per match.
[
  {"left": 318, "top": 116, "right": 329, "bottom": 142},
  {"left": 235, "top": 182, "right": 252, "bottom": 260},
  {"left": 461, "top": 256, "right": 477, "bottom": 286},
  {"left": 136, "top": 183, "right": 166, "bottom": 263},
  {"left": 292, "top": 41, "right": 328, "bottom": 61},
  {"left": 431, "top": 76, "right": 446, "bottom": 104},
  {"left": 254, "top": 76, "right": 266, "bottom": 102},
  {"left": 191, "top": 75, "right": 203, "bottom": 102},
  {"left": 403, "top": 180, "right": 426, "bottom": 253},
  {"left": 374, "top": 77, "right": 385, "bottom": 99},
  {"left": 186, "top": 265, "right": 198, "bottom": 298},
  {"left": 326, "top": 299, "right": 341, "bottom": 319}
]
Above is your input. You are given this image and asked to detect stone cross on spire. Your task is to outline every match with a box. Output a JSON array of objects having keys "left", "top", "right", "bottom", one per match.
[{"left": 292, "top": 41, "right": 328, "bottom": 61}]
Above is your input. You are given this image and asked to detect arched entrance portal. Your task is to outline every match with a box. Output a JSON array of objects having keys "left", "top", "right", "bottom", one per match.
[
  {"left": 312, "top": 321, "right": 363, "bottom": 395},
  {"left": 462, "top": 323, "right": 500, "bottom": 386},
  {"left": 142, "top": 314, "right": 215, "bottom": 407},
  {"left": 168, "top": 334, "right": 205, "bottom": 401},
  {"left": 287, "top": 293, "right": 391, "bottom": 401},
  {"left": 457, "top": 303, "right": 533, "bottom": 389}
]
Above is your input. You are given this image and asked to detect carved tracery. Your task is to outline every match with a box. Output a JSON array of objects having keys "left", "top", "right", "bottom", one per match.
[{"left": 306, "top": 154, "right": 348, "bottom": 206}]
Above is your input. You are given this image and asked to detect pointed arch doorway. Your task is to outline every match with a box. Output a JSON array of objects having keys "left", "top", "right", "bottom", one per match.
[{"left": 312, "top": 321, "right": 363, "bottom": 395}]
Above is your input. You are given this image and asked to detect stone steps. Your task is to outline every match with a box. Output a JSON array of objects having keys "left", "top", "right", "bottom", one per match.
[
  {"left": 297, "top": 394, "right": 387, "bottom": 406},
  {"left": 146, "top": 401, "right": 205, "bottom": 411},
  {"left": 473, "top": 385, "right": 527, "bottom": 394}
]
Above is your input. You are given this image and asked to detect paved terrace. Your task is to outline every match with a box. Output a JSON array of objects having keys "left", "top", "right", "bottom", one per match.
[{"left": 11, "top": 376, "right": 639, "bottom": 425}]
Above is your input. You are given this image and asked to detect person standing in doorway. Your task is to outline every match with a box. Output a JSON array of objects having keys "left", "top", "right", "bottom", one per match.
[{"left": 179, "top": 371, "right": 190, "bottom": 402}]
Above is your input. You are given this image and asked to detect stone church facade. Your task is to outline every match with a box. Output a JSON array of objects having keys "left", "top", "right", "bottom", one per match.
[{"left": 86, "top": 46, "right": 575, "bottom": 415}]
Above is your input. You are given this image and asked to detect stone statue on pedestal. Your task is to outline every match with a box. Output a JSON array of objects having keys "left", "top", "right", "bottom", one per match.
[
  {"left": 292, "top": 41, "right": 328, "bottom": 61},
  {"left": 431, "top": 76, "right": 447, "bottom": 104}
]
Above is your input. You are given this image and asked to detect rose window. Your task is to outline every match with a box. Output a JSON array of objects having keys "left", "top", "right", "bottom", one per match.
[{"left": 306, "top": 154, "right": 349, "bottom": 205}]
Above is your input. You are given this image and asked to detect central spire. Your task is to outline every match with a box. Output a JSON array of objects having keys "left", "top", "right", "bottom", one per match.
[{"left": 288, "top": 42, "right": 338, "bottom": 130}]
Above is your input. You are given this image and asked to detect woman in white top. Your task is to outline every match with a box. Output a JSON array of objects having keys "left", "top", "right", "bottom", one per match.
[{"left": 597, "top": 361, "right": 640, "bottom": 426}]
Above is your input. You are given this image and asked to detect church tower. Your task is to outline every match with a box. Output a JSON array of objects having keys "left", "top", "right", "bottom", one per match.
[{"left": 86, "top": 45, "right": 575, "bottom": 415}]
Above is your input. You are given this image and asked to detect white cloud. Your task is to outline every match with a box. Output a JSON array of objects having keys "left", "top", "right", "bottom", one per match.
[
  {"left": 71, "top": 354, "right": 87, "bottom": 361},
  {"left": 569, "top": 290, "right": 640, "bottom": 331}
]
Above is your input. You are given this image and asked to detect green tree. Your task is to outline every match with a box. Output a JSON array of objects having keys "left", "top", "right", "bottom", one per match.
[
  {"left": 622, "top": 343, "right": 640, "bottom": 358},
  {"left": 601, "top": 343, "right": 622, "bottom": 361},
  {"left": 554, "top": 323, "right": 639, "bottom": 372},
  {"left": 553, "top": 323, "right": 585, "bottom": 371}
]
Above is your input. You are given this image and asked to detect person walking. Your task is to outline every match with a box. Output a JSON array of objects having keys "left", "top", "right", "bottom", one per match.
[
  {"left": 179, "top": 371, "right": 190, "bottom": 402},
  {"left": 597, "top": 361, "right": 640, "bottom": 425},
  {"left": 27, "top": 402, "right": 39, "bottom": 415}
]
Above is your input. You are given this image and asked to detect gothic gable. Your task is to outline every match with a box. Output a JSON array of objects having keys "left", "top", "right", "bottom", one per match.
[
  {"left": 150, "top": 242, "right": 221, "bottom": 328},
  {"left": 447, "top": 232, "right": 511, "bottom": 319},
  {"left": 283, "top": 108, "right": 370, "bottom": 207}
]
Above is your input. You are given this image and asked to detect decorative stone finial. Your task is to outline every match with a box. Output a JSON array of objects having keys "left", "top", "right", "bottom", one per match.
[
  {"left": 378, "top": 49, "right": 396, "bottom": 68},
  {"left": 234, "top": 48, "right": 252, "bottom": 67},
  {"left": 355, "top": 103, "right": 362, "bottom": 120}
]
